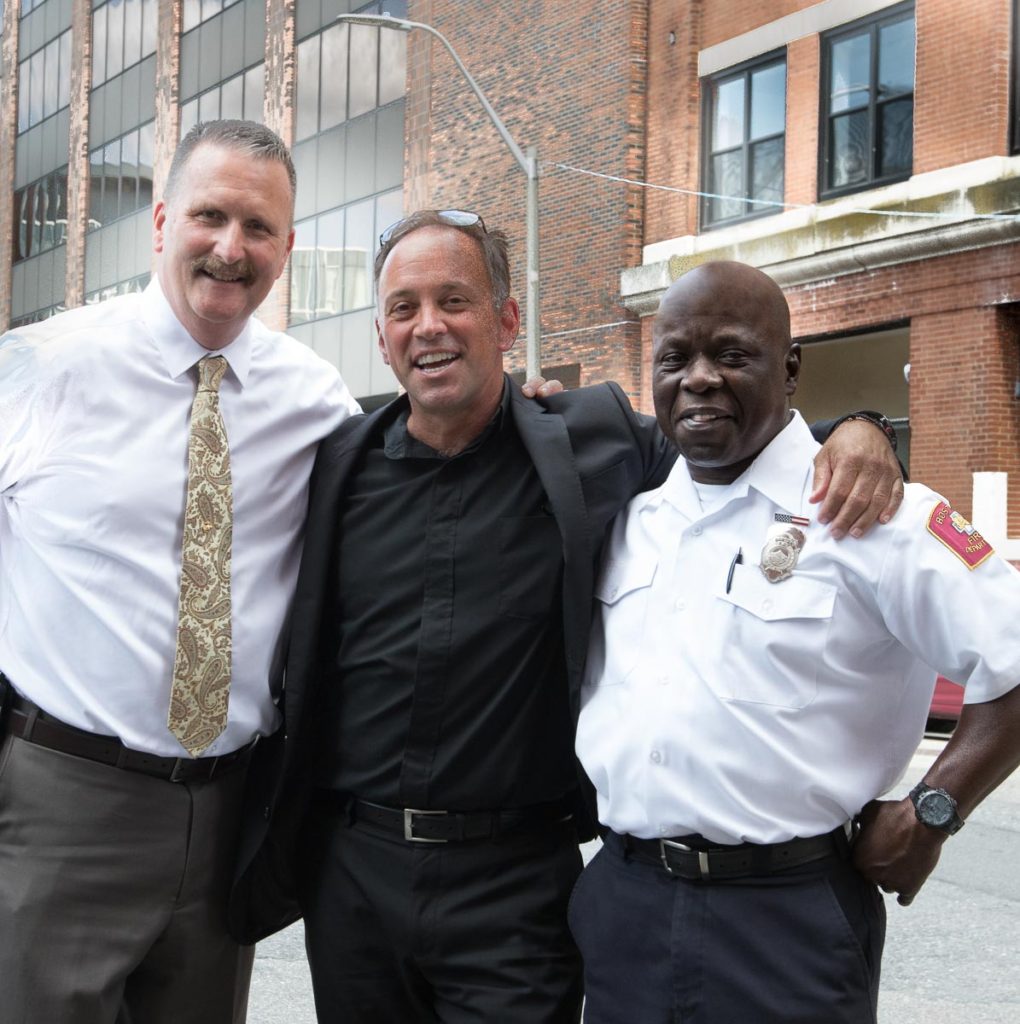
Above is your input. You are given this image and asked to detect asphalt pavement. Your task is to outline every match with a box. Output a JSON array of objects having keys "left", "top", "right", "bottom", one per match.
[{"left": 246, "top": 736, "right": 1020, "bottom": 1023}]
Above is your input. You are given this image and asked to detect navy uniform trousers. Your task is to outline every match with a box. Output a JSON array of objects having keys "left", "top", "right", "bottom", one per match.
[{"left": 569, "top": 830, "right": 886, "bottom": 1024}]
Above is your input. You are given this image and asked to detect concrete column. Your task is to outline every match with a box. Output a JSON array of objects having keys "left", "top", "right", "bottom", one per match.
[
  {"left": 0, "top": 0, "right": 22, "bottom": 329},
  {"left": 64, "top": 0, "right": 94, "bottom": 309}
]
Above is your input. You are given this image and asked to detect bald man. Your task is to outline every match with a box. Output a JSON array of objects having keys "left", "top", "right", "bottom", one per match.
[{"left": 570, "top": 261, "right": 1020, "bottom": 1024}]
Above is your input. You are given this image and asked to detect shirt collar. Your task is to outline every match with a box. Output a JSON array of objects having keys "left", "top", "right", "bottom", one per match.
[
  {"left": 382, "top": 379, "right": 511, "bottom": 459},
  {"left": 658, "top": 410, "right": 818, "bottom": 520},
  {"left": 141, "top": 276, "right": 254, "bottom": 387}
]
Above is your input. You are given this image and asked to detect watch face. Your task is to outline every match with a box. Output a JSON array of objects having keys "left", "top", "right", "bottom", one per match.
[{"left": 920, "top": 790, "right": 955, "bottom": 826}]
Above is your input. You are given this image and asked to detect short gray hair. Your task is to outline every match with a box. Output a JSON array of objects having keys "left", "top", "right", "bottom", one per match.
[
  {"left": 374, "top": 210, "right": 512, "bottom": 310},
  {"left": 164, "top": 120, "right": 296, "bottom": 213}
]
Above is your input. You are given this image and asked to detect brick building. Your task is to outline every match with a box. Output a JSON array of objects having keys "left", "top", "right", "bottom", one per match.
[{"left": 2, "top": 0, "right": 1018, "bottom": 538}]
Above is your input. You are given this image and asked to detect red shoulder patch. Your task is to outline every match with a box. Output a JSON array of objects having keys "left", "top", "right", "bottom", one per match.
[{"left": 926, "top": 501, "right": 994, "bottom": 569}]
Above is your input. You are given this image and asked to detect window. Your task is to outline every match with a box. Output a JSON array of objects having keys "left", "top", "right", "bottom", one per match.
[
  {"left": 86, "top": 273, "right": 149, "bottom": 306},
  {"left": 295, "top": 2, "right": 407, "bottom": 143},
  {"left": 180, "top": 64, "right": 264, "bottom": 137},
  {"left": 290, "top": 188, "right": 402, "bottom": 326},
  {"left": 13, "top": 167, "right": 68, "bottom": 263},
  {"left": 181, "top": 0, "right": 242, "bottom": 35},
  {"left": 701, "top": 52, "right": 786, "bottom": 228},
  {"left": 88, "top": 122, "right": 154, "bottom": 231},
  {"left": 17, "top": 29, "right": 72, "bottom": 133},
  {"left": 821, "top": 3, "right": 914, "bottom": 198},
  {"left": 92, "top": 0, "right": 158, "bottom": 89}
]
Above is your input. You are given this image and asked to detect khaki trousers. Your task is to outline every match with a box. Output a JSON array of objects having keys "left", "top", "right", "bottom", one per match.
[{"left": 0, "top": 730, "right": 254, "bottom": 1024}]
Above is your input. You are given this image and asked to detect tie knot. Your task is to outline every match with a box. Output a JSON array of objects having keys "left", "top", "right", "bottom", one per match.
[{"left": 197, "top": 355, "right": 228, "bottom": 394}]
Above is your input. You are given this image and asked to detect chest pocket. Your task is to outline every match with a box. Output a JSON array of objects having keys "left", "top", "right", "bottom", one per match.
[
  {"left": 714, "top": 565, "right": 836, "bottom": 709},
  {"left": 589, "top": 557, "right": 657, "bottom": 686}
]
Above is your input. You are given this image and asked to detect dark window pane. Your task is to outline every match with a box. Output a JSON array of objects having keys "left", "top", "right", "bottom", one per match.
[
  {"left": 221, "top": 74, "right": 244, "bottom": 121},
  {"left": 30, "top": 51, "right": 44, "bottom": 126},
  {"left": 749, "top": 62, "right": 785, "bottom": 141},
  {"left": 348, "top": 24, "right": 378, "bottom": 119},
  {"left": 14, "top": 190, "right": 28, "bottom": 261},
  {"left": 43, "top": 39, "right": 58, "bottom": 119},
  {"left": 830, "top": 32, "right": 870, "bottom": 113},
  {"left": 54, "top": 169, "right": 69, "bottom": 244},
  {"left": 244, "top": 64, "right": 264, "bottom": 122},
  {"left": 317, "top": 208, "right": 343, "bottom": 318},
  {"left": 121, "top": 131, "right": 139, "bottom": 213},
  {"left": 138, "top": 122, "right": 155, "bottom": 207},
  {"left": 878, "top": 98, "right": 913, "bottom": 178},
  {"left": 108, "top": 0, "right": 125, "bottom": 80},
  {"left": 750, "top": 137, "right": 784, "bottom": 208},
  {"left": 124, "top": 0, "right": 142, "bottom": 68},
  {"left": 103, "top": 140, "right": 121, "bottom": 223},
  {"left": 709, "top": 149, "right": 744, "bottom": 222},
  {"left": 879, "top": 17, "right": 914, "bottom": 97},
  {"left": 290, "top": 218, "right": 317, "bottom": 325},
  {"left": 829, "top": 110, "right": 870, "bottom": 189},
  {"left": 343, "top": 199, "right": 373, "bottom": 311},
  {"left": 30, "top": 184, "right": 43, "bottom": 255},
  {"left": 183, "top": 0, "right": 200, "bottom": 33},
  {"left": 59, "top": 30, "right": 72, "bottom": 109},
  {"left": 142, "top": 0, "right": 158, "bottom": 56},
  {"left": 90, "top": 148, "right": 105, "bottom": 227},
  {"left": 93, "top": 6, "right": 108, "bottom": 86},
  {"left": 711, "top": 77, "right": 744, "bottom": 151},
  {"left": 321, "top": 24, "right": 348, "bottom": 132},
  {"left": 18, "top": 60, "right": 30, "bottom": 132},
  {"left": 296, "top": 36, "right": 321, "bottom": 140},
  {"left": 378, "top": 21, "right": 406, "bottom": 106}
]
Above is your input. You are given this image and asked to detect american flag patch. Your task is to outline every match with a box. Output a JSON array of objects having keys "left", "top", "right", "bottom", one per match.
[{"left": 774, "top": 512, "right": 811, "bottom": 527}]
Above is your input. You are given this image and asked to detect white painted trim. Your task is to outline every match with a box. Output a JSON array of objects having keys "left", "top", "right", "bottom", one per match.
[
  {"left": 972, "top": 473, "right": 1020, "bottom": 561},
  {"left": 699, "top": 0, "right": 908, "bottom": 77}
]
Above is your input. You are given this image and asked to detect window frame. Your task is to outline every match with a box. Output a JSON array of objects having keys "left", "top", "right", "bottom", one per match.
[
  {"left": 700, "top": 48, "right": 787, "bottom": 231},
  {"left": 818, "top": 1, "right": 915, "bottom": 200}
]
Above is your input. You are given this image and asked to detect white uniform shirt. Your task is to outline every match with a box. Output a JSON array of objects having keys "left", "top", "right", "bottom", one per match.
[
  {"left": 0, "top": 278, "right": 360, "bottom": 756},
  {"left": 579, "top": 412, "right": 1020, "bottom": 844}
]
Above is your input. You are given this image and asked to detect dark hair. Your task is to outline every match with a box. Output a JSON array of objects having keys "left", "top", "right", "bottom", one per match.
[
  {"left": 373, "top": 210, "right": 512, "bottom": 309},
  {"left": 164, "top": 120, "right": 296, "bottom": 213}
]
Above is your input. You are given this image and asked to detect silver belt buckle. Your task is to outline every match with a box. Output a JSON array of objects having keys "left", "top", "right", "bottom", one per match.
[
  {"left": 659, "top": 838, "right": 711, "bottom": 879},
  {"left": 404, "top": 808, "right": 449, "bottom": 843}
]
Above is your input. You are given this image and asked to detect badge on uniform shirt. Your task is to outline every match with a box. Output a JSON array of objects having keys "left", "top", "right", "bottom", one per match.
[
  {"left": 760, "top": 525, "right": 806, "bottom": 583},
  {"left": 926, "top": 501, "right": 994, "bottom": 569}
]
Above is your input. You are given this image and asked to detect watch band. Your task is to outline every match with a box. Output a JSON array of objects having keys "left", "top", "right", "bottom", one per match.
[{"left": 830, "top": 410, "right": 898, "bottom": 452}]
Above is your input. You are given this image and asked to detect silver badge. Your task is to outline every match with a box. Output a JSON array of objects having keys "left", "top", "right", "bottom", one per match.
[{"left": 759, "top": 526, "right": 805, "bottom": 583}]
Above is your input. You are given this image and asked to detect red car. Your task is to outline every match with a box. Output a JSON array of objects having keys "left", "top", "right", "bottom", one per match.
[{"left": 929, "top": 675, "right": 963, "bottom": 724}]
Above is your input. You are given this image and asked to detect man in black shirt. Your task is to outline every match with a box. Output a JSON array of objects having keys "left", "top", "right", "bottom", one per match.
[{"left": 230, "top": 211, "right": 904, "bottom": 1022}]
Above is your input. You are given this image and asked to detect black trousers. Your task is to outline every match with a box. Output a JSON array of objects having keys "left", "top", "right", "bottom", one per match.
[
  {"left": 298, "top": 800, "right": 584, "bottom": 1023},
  {"left": 569, "top": 831, "right": 886, "bottom": 1024}
]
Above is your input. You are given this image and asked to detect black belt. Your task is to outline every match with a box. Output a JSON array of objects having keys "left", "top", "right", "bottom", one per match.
[
  {"left": 349, "top": 797, "right": 573, "bottom": 844},
  {"left": 614, "top": 823, "right": 852, "bottom": 881},
  {"left": 2, "top": 692, "right": 254, "bottom": 783}
]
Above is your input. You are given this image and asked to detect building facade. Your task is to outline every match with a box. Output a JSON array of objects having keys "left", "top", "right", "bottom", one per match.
[{"left": 1, "top": 0, "right": 1018, "bottom": 533}]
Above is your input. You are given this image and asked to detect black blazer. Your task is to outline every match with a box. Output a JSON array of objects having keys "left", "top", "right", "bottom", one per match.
[{"left": 228, "top": 377, "right": 674, "bottom": 944}]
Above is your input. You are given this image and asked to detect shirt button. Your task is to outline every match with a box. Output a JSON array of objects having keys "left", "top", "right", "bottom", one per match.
[
  {"left": 674, "top": 600, "right": 685, "bottom": 612},
  {"left": 658, "top": 675, "right": 669, "bottom": 687},
  {"left": 761, "top": 599, "right": 773, "bottom": 613},
  {"left": 659, "top": 825, "right": 670, "bottom": 836},
  {"left": 650, "top": 750, "right": 662, "bottom": 764},
  {"left": 690, "top": 526, "right": 703, "bottom": 537},
  {"left": 609, "top": 586, "right": 618, "bottom": 598}
]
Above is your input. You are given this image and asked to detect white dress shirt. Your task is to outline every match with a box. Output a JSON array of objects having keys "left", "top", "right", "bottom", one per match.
[
  {"left": 579, "top": 412, "right": 1020, "bottom": 844},
  {"left": 0, "top": 278, "right": 360, "bottom": 756}
]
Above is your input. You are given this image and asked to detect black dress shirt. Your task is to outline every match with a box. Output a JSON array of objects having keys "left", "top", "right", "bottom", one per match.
[{"left": 313, "top": 384, "right": 576, "bottom": 810}]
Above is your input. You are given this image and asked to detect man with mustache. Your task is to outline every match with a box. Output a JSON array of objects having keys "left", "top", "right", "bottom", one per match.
[
  {"left": 0, "top": 120, "right": 359, "bottom": 1023},
  {"left": 571, "top": 261, "right": 1020, "bottom": 1024}
]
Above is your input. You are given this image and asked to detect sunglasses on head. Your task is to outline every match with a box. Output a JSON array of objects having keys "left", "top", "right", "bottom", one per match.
[{"left": 378, "top": 210, "right": 487, "bottom": 248}]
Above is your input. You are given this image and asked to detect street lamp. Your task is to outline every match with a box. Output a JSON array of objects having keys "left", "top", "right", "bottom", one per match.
[{"left": 338, "top": 12, "right": 542, "bottom": 379}]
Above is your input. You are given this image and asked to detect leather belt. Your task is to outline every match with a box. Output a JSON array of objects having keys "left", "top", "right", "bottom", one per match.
[
  {"left": 350, "top": 797, "right": 573, "bottom": 844},
  {"left": 615, "top": 823, "right": 852, "bottom": 881},
  {"left": 3, "top": 693, "right": 254, "bottom": 783}
]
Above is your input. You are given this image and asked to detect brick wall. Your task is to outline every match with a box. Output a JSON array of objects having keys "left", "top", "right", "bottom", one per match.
[{"left": 404, "top": 0, "right": 648, "bottom": 397}]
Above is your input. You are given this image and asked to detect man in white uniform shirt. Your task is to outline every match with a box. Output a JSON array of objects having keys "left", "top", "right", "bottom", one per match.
[
  {"left": 0, "top": 121, "right": 359, "bottom": 1023},
  {"left": 571, "top": 261, "right": 1020, "bottom": 1024}
]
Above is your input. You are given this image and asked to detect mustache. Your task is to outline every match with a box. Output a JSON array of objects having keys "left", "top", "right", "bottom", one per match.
[{"left": 191, "top": 255, "right": 254, "bottom": 283}]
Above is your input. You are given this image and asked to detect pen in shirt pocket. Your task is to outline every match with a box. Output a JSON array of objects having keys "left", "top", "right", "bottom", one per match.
[{"left": 725, "top": 548, "right": 743, "bottom": 593}]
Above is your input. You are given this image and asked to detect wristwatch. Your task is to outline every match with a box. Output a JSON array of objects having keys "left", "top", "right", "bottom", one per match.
[
  {"left": 831, "top": 410, "right": 898, "bottom": 452},
  {"left": 909, "top": 782, "right": 965, "bottom": 835}
]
